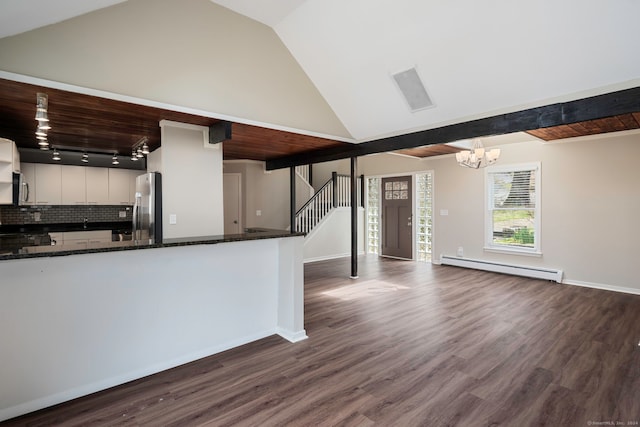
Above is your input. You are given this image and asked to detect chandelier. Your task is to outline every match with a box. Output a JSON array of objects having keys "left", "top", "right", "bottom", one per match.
[{"left": 455, "top": 138, "right": 500, "bottom": 169}]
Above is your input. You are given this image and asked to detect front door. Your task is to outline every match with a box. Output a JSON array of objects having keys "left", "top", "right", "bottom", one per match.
[
  {"left": 223, "top": 173, "right": 242, "bottom": 234},
  {"left": 381, "top": 176, "right": 413, "bottom": 259}
]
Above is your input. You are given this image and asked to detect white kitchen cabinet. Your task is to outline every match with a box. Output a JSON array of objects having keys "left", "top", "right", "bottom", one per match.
[
  {"left": 0, "top": 138, "right": 20, "bottom": 172},
  {"left": 0, "top": 138, "right": 19, "bottom": 204},
  {"left": 61, "top": 166, "right": 86, "bottom": 205},
  {"left": 20, "top": 163, "right": 36, "bottom": 205},
  {"left": 16, "top": 163, "right": 135, "bottom": 206},
  {"left": 0, "top": 158, "right": 11, "bottom": 205},
  {"left": 108, "top": 169, "right": 131, "bottom": 205},
  {"left": 86, "top": 167, "right": 109, "bottom": 205},
  {"left": 34, "top": 164, "right": 62, "bottom": 205}
]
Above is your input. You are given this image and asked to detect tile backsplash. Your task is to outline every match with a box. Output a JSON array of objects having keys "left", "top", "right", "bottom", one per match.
[{"left": 0, "top": 205, "right": 132, "bottom": 225}]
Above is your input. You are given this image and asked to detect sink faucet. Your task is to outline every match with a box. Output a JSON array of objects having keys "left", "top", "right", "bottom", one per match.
[{"left": 83, "top": 217, "right": 88, "bottom": 229}]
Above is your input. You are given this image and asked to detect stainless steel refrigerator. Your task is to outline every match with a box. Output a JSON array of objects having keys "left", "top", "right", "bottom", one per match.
[{"left": 132, "top": 172, "right": 162, "bottom": 244}]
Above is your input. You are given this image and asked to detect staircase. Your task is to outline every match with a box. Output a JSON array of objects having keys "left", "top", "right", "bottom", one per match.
[{"left": 294, "top": 171, "right": 362, "bottom": 234}]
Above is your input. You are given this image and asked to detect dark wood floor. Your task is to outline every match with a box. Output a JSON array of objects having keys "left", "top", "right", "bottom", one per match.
[{"left": 3, "top": 256, "right": 640, "bottom": 426}]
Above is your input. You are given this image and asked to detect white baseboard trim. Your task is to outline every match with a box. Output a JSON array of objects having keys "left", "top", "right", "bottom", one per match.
[
  {"left": 0, "top": 329, "right": 275, "bottom": 423},
  {"left": 562, "top": 279, "right": 640, "bottom": 296},
  {"left": 304, "top": 251, "right": 365, "bottom": 264},
  {"left": 276, "top": 328, "right": 309, "bottom": 343}
]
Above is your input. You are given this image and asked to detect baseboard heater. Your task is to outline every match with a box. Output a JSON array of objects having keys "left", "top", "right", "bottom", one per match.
[{"left": 440, "top": 255, "right": 563, "bottom": 283}]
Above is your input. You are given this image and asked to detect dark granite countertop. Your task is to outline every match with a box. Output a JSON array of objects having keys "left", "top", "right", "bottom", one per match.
[
  {"left": 0, "top": 228, "right": 304, "bottom": 261},
  {"left": 0, "top": 221, "right": 132, "bottom": 234}
]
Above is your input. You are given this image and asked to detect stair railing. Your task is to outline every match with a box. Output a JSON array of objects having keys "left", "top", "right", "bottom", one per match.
[{"left": 295, "top": 173, "right": 364, "bottom": 234}]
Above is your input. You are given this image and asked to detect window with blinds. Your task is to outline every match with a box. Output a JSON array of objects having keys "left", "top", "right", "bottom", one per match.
[{"left": 486, "top": 163, "right": 541, "bottom": 253}]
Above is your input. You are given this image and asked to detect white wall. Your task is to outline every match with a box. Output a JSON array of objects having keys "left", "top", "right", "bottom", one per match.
[
  {"left": 296, "top": 173, "right": 314, "bottom": 211},
  {"left": 359, "top": 131, "right": 640, "bottom": 294},
  {"left": 223, "top": 161, "right": 291, "bottom": 230},
  {"left": 149, "top": 121, "right": 223, "bottom": 239},
  {"left": 310, "top": 159, "right": 350, "bottom": 192},
  {"left": 0, "top": 237, "right": 306, "bottom": 422},
  {"left": 303, "top": 207, "right": 365, "bottom": 263}
]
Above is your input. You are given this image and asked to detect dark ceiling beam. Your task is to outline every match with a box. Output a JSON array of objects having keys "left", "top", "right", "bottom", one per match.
[{"left": 266, "top": 86, "right": 640, "bottom": 170}]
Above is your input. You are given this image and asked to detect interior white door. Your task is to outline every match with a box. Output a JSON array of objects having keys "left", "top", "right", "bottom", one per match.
[{"left": 223, "top": 173, "right": 242, "bottom": 234}]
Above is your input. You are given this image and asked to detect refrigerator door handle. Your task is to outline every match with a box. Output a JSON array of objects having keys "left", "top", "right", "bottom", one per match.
[
  {"left": 22, "top": 182, "right": 29, "bottom": 203},
  {"left": 133, "top": 192, "right": 141, "bottom": 243}
]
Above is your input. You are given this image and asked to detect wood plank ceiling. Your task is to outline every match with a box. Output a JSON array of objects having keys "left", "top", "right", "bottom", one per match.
[
  {"left": 0, "top": 78, "right": 349, "bottom": 162},
  {"left": 525, "top": 113, "right": 640, "bottom": 141}
]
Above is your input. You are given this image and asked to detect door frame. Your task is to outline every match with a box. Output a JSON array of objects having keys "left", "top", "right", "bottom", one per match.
[
  {"left": 365, "top": 170, "right": 435, "bottom": 261},
  {"left": 223, "top": 173, "right": 242, "bottom": 234},
  {"left": 380, "top": 175, "right": 414, "bottom": 260}
]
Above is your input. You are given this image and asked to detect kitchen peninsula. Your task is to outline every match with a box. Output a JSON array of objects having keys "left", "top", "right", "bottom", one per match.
[{"left": 0, "top": 229, "right": 306, "bottom": 422}]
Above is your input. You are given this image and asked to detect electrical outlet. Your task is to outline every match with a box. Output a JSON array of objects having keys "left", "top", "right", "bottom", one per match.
[
  {"left": 457, "top": 247, "right": 463, "bottom": 257},
  {"left": 256, "top": 210, "right": 262, "bottom": 216},
  {"left": 169, "top": 214, "right": 177, "bottom": 225},
  {"left": 119, "top": 211, "right": 126, "bottom": 218}
]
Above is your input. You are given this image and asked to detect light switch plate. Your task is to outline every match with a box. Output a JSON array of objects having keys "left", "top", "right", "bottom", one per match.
[
  {"left": 440, "top": 209, "right": 449, "bottom": 216},
  {"left": 256, "top": 210, "right": 262, "bottom": 216},
  {"left": 169, "top": 214, "right": 177, "bottom": 225}
]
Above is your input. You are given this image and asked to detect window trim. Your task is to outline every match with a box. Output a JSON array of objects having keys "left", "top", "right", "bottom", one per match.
[{"left": 484, "top": 162, "right": 541, "bottom": 255}]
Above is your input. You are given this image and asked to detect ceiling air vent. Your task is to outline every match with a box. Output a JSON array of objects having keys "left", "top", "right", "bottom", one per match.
[{"left": 391, "top": 67, "right": 434, "bottom": 112}]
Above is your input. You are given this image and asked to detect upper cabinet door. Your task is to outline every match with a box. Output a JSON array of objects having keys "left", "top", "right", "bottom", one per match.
[
  {"left": 61, "top": 166, "right": 86, "bottom": 205},
  {"left": 35, "top": 164, "right": 62, "bottom": 205},
  {"left": 86, "top": 167, "right": 109, "bottom": 205},
  {"left": 108, "top": 169, "right": 131, "bottom": 205}
]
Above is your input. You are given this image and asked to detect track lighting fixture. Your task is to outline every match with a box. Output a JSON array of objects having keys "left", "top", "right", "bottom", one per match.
[
  {"left": 131, "top": 137, "right": 150, "bottom": 161},
  {"left": 35, "top": 93, "right": 51, "bottom": 147}
]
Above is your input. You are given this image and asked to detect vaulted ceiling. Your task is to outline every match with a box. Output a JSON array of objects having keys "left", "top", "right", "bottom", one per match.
[{"left": 0, "top": 0, "right": 638, "bottom": 166}]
